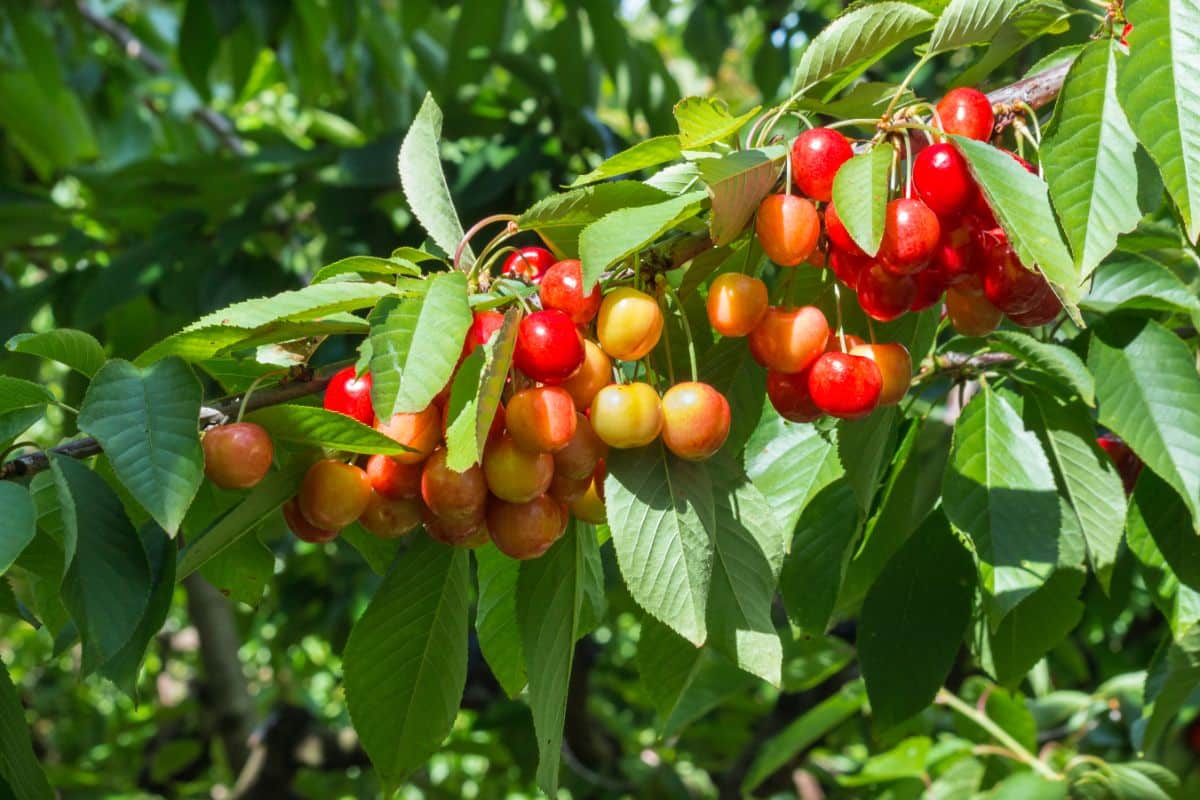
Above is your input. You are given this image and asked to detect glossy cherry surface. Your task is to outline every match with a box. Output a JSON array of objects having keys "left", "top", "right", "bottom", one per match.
[
  {"left": 766, "top": 368, "right": 823, "bottom": 423},
  {"left": 375, "top": 405, "right": 442, "bottom": 464},
  {"left": 483, "top": 434, "right": 554, "bottom": 503},
  {"left": 936, "top": 88, "right": 995, "bottom": 141},
  {"left": 660, "top": 382, "right": 731, "bottom": 461},
  {"left": 879, "top": 198, "right": 941, "bottom": 275},
  {"left": 202, "top": 422, "right": 274, "bottom": 490},
  {"left": 747, "top": 305, "right": 830, "bottom": 373},
  {"left": 461, "top": 310, "right": 505, "bottom": 359},
  {"left": 560, "top": 339, "right": 612, "bottom": 411},
  {"left": 707, "top": 272, "right": 768, "bottom": 337},
  {"left": 824, "top": 202, "right": 865, "bottom": 257},
  {"left": 790, "top": 127, "right": 854, "bottom": 202},
  {"left": 807, "top": 352, "right": 883, "bottom": 420},
  {"left": 502, "top": 246, "right": 555, "bottom": 282},
  {"left": 857, "top": 263, "right": 917, "bottom": 322},
  {"left": 539, "top": 259, "right": 601, "bottom": 324},
  {"left": 420, "top": 448, "right": 488, "bottom": 525},
  {"left": 488, "top": 494, "right": 567, "bottom": 560},
  {"left": 513, "top": 309, "right": 585, "bottom": 385},
  {"left": 849, "top": 343, "right": 911, "bottom": 407},
  {"left": 365, "top": 454, "right": 423, "bottom": 500},
  {"left": 359, "top": 492, "right": 423, "bottom": 539},
  {"left": 283, "top": 497, "right": 339, "bottom": 543},
  {"left": 298, "top": 460, "right": 372, "bottom": 531},
  {"left": 597, "top": 288, "right": 664, "bottom": 362},
  {"left": 946, "top": 286, "right": 1003, "bottom": 336},
  {"left": 323, "top": 367, "right": 375, "bottom": 426},
  {"left": 589, "top": 383, "right": 662, "bottom": 448},
  {"left": 913, "top": 143, "right": 973, "bottom": 217},
  {"left": 755, "top": 194, "right": 820, "bottom": 266},
  {"left": 506, "top": 386, "right": 578, "bottom": 453}
]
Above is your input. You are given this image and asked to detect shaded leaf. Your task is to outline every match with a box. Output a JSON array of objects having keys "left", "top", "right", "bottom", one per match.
[
  {"left": 570, "top": 136, "right": 683, "bottom": 187},
  {"left": 475, "top": 545, "right": 526, "bottom": 698},
  {"left": 781, "top": 480, "right": 860, "bottom": 634}
]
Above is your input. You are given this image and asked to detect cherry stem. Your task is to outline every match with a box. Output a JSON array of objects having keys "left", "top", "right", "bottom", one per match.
[
  {"left": 661, "top": 279, "right": 698, "bottom": 381},
  {"left": 659, "top": 299, "right": 678, "bottom": 385},
  {"left": 471, "top": 225, "right": 521, "bottom": 283},
  {"left": 826, "top": 118, "right": 880, "bottom": 130},
  {"left": 55, "top": 401, "right": 79, "bottom": 416},
  {"left": 866, "top": 315, "right": 877, "bottom": 345},
  {"left": 237, "top": 368, "right": 291, "bottom": 424},
  {"left": 936, "top": 690, "right": 1062, "bottom": 781},
  {"left": 901, "top": 129, "right": 914, "bottom": 199},
  {"left": 832, "top": 281, "right": 848, "bottom": 352},
  {"left": 881, "top": 54, "right": 930, "bottom": 124},
  {"left": 453, "top": 214, "right": 518, "bottom": 272}
]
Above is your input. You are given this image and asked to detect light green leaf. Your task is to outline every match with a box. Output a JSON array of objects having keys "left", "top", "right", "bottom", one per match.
[
  {"left": 838, "top": 406, "right": 898, "bottom": 511},
  {"left": 673, "top": 97, "right": 760, "bottom": 148},
  {"left": 0, "top": 377, "right": 51, "bottom": 416},
  {"left": 698, "top": 146, "right": 785, "bottom": 247},
  {"left": 791, "top": 3, "right": 936, "bottom": 93},
  {"left": 1082, "top": 253, "right": 1200, "bottom": 318},
  {"left": 839, "top": 736, "right": 931, "bottom": 786},
  {"left": 781, "top": 480, "right": 860, "bottom": 634},
  {"left": 6, "top": 329, "right": 105, "bottom": 377},
  {"left": 311, "top": 255, "right": 423, "bottom": 284},
  {"left": 399, "top": 94, "right": 472, "bottom": 267},
  {"left": 930, "top": 0, "right": 1025, "bottom": 53},
  {"left": 954, "top": 2, "right": 1074, "bottom": 88},
  {"left": 831, "top": 143, "right": 894, "bottom": 257},
  {"left": 0, "top": 658, "right": 53, "bottom": 800},
  {"left": 745, "top": 415, "right": 843, "bottom": 534},
  {"left": 578, "top": 191, "right": 708, "bottom": 288},
  {"left": 475, "top": 545, "right": 526, "bottom": 698},
  {"left": 518, "top": 181, "right": 671, "bottom": 258},
  {"left": 0, "top": 485, "right": 35, "bottom": 575},
  {"left": 989, "top": 773, "right": 1068, "bottom": 800},
  {"left": 77, "top": 358, "right": 203, "bottom": 535},
  {"left": 246, "top": 405, "right": 411, "bottom": 455},
  {"left": 990, "top": 330, "right": 1095, "bottom": 406},
  {"left": 570, "top": 136, "right": 683, "bottom": 187},
  {"left": 446, "top": 309, "right": 518, "bottom": 472}
]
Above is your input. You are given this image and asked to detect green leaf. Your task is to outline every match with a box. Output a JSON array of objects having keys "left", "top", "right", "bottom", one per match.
[
  {"left": 475, "top": 545, "right": 526, "bottom": 698},
  {"left": 989, "top": 330, "right": 1095, "bottom": 406},
  {"left": 198, "top": 529, "right": 273, "bottom": 608},
  {"left": 700, "top": 337, "right": 768, "bottom": 454},
  {"left": 839, "top": 736, "right": 931, "bottom": 786},
  {"left": 0, "top": 377, "right": 51, "bottom": 416},
  {"left": 246, "top": 405, "right": 411, "bottom": 455},
  {"left": 745, "top": 415, "right": 843, "bottom": 534},
  {"left": 1140, "top": 625, "right": 1200, "bottom": 752},
  {"left": 699, "top": 147, "right": 785, "bottom": 247},
  {"left": 606, "top": 444, "right": 714, "bottom": 646},
  {"left": 0, "top": 72, "right": 95, "bottom": 179},
  {"left": 791, "top": 3, "right": 936, "bottom": 93},
  {"left": 6, "top": 329, "right": 106, "bottom": 377},
  {"left": 1128, "top": 483, "right": 1200, "bottom": 638},
  {"left": 989, "top": 773, "right": 1067, "bottom": 800},
  {"left": 955, "top": 2, "right": 1074, "bottom": 88},
  {"left": 578, "top": 191, "right": 708, "bottom": 288},
  {"left": 443, "top": 349, "right": 485, "bottom": 471},
  {"left": 838, "top": 407, "right": 898, "bottom": 511},
  {"left": 0, "top": 659, "right": 53, "bottom": 800},
  {"left": 673, "top": 97, "right": 760, "bottom": 148},
  {"left": 179, "top": 0, "right": 218, "bottom": 99},
  {"left": 1089, "top": 317, "right": 1200, "bottom": 528},
  {"left": 929, "top": 0, "right": 1025, "bottom": 53},
  {"left": 311, "top": 255, "right": 424, "bottom": 284},
  {"left": 781, "top": 480, "right": 860, "bottom": 634},
  {"left": 399, "top": 94, "right": 472, "bottom": 267},
  {"left": 339, "top": 524, "right": 401, "bottom": 576},
  {"left": 859, "top": 514, "right": 975, "bottom": 729},
  {"left": 0, "top": 485, "right": 35, "bottom": 575},
  {"left": 1083, "top": 253, "right": 1200, "bottom": 319},
  {"left": 570, "top": 136, "right": 683, "bottom": 187},
  {"left": 344, "top": 533, "right": 469, "bottom": 790},
  {"left": 369, "top": 271, "right": 472, "bottom": 418},
  {"left": 52, "top": 456, "right": 152, "bottom": 671},
  {"left": 99, "top": 523, "right": 177, "bottom": 693},
  {"left": 981, "top": 569, "right": 1085, "bottom": 685},
  {"left": 77, "top": 358, "right": 203, "bottom": 535},
  {"left": 518, "top": 181, "right": 671, "bottom": 258},
  {"left": 448, "top": 308, "right": 517, "bottom": 472},
  {"left": 942, "top": 386, "right": 1059, "bottom": 622},
  {"left": 952, "top": 136, "right": 1081, "bottom": 321},
  {"left": 1116, "top": 0, "right": 1200, "bottom": 242},
  {"left": 1042, "top": 39, "right": 1141, "bottom": 275},
  {"left": 831, "top": 143, "right": 894, "bottom": 257},
  {"left": 1130, "top": 471, "right": 1200, "bottom": 593}
]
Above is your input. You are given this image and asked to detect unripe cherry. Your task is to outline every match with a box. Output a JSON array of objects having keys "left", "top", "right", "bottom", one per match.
[
  {"left": 589, "top": 383, "right": 663, "bottom": 449},
  {"left": 359, "top": 492, "right": 423, "bottom": 539},
  {"left": 539, "top": 259, "right": 601, "bottom": 324},
  {"left": 597, "top": 288, "right": 664, "bottom": 362},
  {"left": 202, "top": 422, "right": 274, "bottom": 490},
  {"left": 660, "top": 382, "right": 731, "bottom": 461},
  {"left": 707, "top": 272, "right": 768, "bottom": 337},
  {"left": 569, "top": 480, "right": 607, "bottom": 524},
  {"left": 483, "top": 435, "right": 554, "bottom": 503},
  {"left": 756, "top": 194, "right": 820, "bottom": 266},
  {"left": 790, "top": 128, "right": 854, "bottom": 202},
  {"left": 298, "top": 460, "right": 372, "bottom": 531},
  {"left": 807, "top": 352, "right": 883, "bottom": 420}
]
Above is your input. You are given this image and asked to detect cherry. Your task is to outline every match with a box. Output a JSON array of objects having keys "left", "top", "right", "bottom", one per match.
[
  {"left": 946, "top": 286, "right": 1003, "bottom": 336},
  {"left": 790, "top": 127, "right": 854, "bottom": 202},
  {"left": 506, "top": 386, "right": 577, "bottom": 453},
  {"left": 913, "top": 143, "right": 974, "bottom": 217},
  {"left": 513, "top": 309, "right": 585, "bottom": 385},
  {"left": 549, "top": 470, "right": 591, "bottom": 504},
  {"left": 553, "top": 413, "right": 606, "bottom": 480},
  {"left": 808, "top": 352, "right": 883, "bottom": 420},
  {"left": 766, "top": 368, "right": 822, "bottom": 423},
  {"left": 707, "top": 272, "right": 768, "bottom": 337},
  {"left": 660, "top": 382, "right": 731, "bottom": 461},
  {"left": 982, "top": 239, "right": 1048, "bottom": 315},
  {"left": 747, "top": 305, "right": 830, "bottom": 373},
  {"left": 1097, "top": 434, "right": 1142, "bottom": 495},
  {"left": 483, "top": 434, "right": 554, "bottom": 503},
  {"left": 376, "top": 404, "right": 442, "bottom": 464},
  {"left": 283, "top": 497, "right": 339, "bottom": 544},
  {"left": 936, "top": 88, "right": 995, "bottom": 142},
  {"left": 597, "top": 288, "right": 664, "bottom": 362},
  {"left": 488, "top": 494, "right": 567, "bottom": 560},
  {"left": 857, "top": 263, "right": 917, "bottom": 322},
  {"left": 539, "top": 259, "right": 601, "bottom": 324},
  {"left": 323, "top": 367, "right": 374, "bottom": 426},
  {"left": 502, "top": 246, "right": 555, "bottom": 283},
  {"left": 849, "top": 343, "right": 911, "bottom": 407},
  {"left": 421, "top": 448, "right": 488, "bottom": 527},
  {"left": 424, "top": 510, "right": 484, "bottom": 547},
  {"left": 829, "top": 249, "right": 870, "bottom": 292},
  {"left": 359, "top": 492, "right": 423, "bottom": 539},
  {"left": 755, "top": 194, "right": 820, "bottom": 267},
  {"left": 202, "top": 422, "right": 274, "bottom": 490},
  {"left": 569, "top": 480, "right": 607, "bottom": 524},
  {"left": 589, "top": 382, "right": 663, "bottom": 448},
  {"left": 298, "top": 460, "right": 372, "bottom": 530},
  {"left": 933, "top": 222, "right": 981, "bottom": 286},
  {"left": 1008, "top": 285, "right": 1062, "bottom": 328},
  {"left": 365, "top": 454, "right": 423, "bottom": 500},
  {"left": 462, "top": 310, "right": 505, "bottom": 360},
  {"left": 824, "top": 333, "right": 867, "bottom": 353},
  {"left": 824, "top": 202, "right": 865, "bottom": 257},
  {"left": 560, "top": 339, "right": 613, "bottom": 412},
  {"left": 880, "top": 198, "right": 940, "bottom": 275}
]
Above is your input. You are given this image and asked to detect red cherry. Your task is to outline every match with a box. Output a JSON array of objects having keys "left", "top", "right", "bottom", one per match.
[
  {"left": 946, "top": 287, "right": 1003, "bottom": 336},
  {"left": 933, "top": 222, "right": 982, "bottom": 286},
  {"left": 462, "top": 310, "right": 504, "bottom": 360},
  {"left": 910, "top": 264, "right": 949, "bottom": 312},
  {"left": 283, "top": 497, "right": 339, "bottom": 544},
  {"left": 790, "top": 128, "right": 854, "bottom": 202},
  {"left": 756, "top": 194, "right": 820, "bottom": 266},
  {"left": 824, "top": 203, "right": 865, "bottom": 256},
  {"left": 1004, "top": 149, "right": 1038, "bottom": 175},
  {"left": 1097, "top": 434, "right": 1142, "bottom": 495},
  {"left": 829, "top": 249, "right": 870, "bottom": 291},
  {"left": 982, "top": 239, "right": 1048, "bottom": 315},
  {"left": 808, "top": 352, "right": 882, "bottom": 420},
  {"left": 365, "top": 454, "right": 422, "bottom": 500},
  {"left": 746, "top": 306, "right": 830, "bottom": 373},
  {"left": 513, "top": 309, "right": 585, "bottom": 385},
  {"left": 766, "top": 368, "right": 822, "bottom": 423},
  {"left": 202, "top": 423, "right": 274, "bottom": 490},
  {"left": 1007, "top": 285, "right": 1062, "bottom": 328},
  {"left": 539, "top": 259, "right": 601, "bottom": 324},
  {"left": 324, "top": 367, "right": 374, "bottom": 426},
  {"left": 913, "top": 143, "right": 973, "bottom": 218},
  {"left": 857, "top": 262, "right": 917, "bottom": 322},
  {"left": 502, "top": 246, "right": 555, "bottom": 283},
  {"left": 936, "top": 88, "right": 995, "bottom": 142},
  {"left": 880, "top": 198, "right": 940, "bottom": 275}
]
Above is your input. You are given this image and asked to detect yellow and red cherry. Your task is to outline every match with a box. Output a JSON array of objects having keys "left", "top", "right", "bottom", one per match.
[
  {"left": 323, "top": 366, "right": 374, "bottom": 426},
  {"left": 359, "top": 492, "right": 423, "bottom": 539},
  {"left": 421, "top": 447, "right": 488, "bottom": 526},
  {"left": 483, "top": 434, "right": 555, "bottom": 503},
  {"left": 707, "top": 272, "right": 769, "bottom": 337},
  {"left": 912, "top": 143, "right": 974, "bottom": 218},
  {"left": 880, "top": 198, "right": 941, "bottom": 275},
  {"left": 589, "top": 382, "right": 663, "bottom": 449},
  {"left": 365, "top": 454, "right": 423, "bottom": 500},
  {"left": 375, "top": 405, "right": 442, "bottom": 464},
  {"left": 766, "top": 368, "right": 823, "bottom": 423},
  {"left": 747, "top": 305, "right": 830, "bottom": 373},
  {"left": 597, "top": 288, "right": 664, "bottom": 362},
  {"left": 982, "top": 240, "right": 1048, "bottom": 315},
  {"left": 857, "top": 263, "right": 917, "bottom": 322},
  {"left": 424, "top": 510, "right": 485, "bottom": 547},
  {"left": 513, "top": 309, "right": 585, "bottom": 385},
  {"left": 549, "top": 470, "right": 591, "bottom": 504},
  {"left": 1008, "top": 285, "right": 1062, "bottom": 327},
  {"left": 790, "top": 127, "right": 854, "bottom": 202},
  {"left": 488, "top": 494, "right": 567, "bottom": 560},
  {"left": 553, "top": 413, "right": 606, "bottom": 480},
  {"left": 202, "top": 422, "right": 274, "bottom": 490},
  {"left": 660, "top": 382, "right": 731, "bottom": 461},
  {"left": 539, "top": 259, "right": 601, "bottom": 324},
  {"left": 461, "top": 310, "right": 505, "bottom": 360},
  {"left": 936, "top": 88, "right": 995, "bottom": 142},
  {"left": 298, "top": 459, "right": 373, "bottom": 531},
  {"left": 506, "top": 386, "right": 577, "bottom": 453},
  {"left": 561, "top": 339, "right": 612, "bottom": 412},
  {"left": 946, "top": 286, "right": 1003, "bottom": 336},
  {"left": 807, "top": 352, "right": 883, "bottom": 420},
  {"left": 569, "top": 480, "right": 607, "bottom": 524},
  {"left": 502, "top": 246, "right": 555, "bottom": 283},
  {"left": 849, "top": 343, "right": 912, "bottom": 407},
  {"left": 283, "top": 497, "right": 339, "bottom": 543},
  {"left": 755, "top": 194, "right": 820, "bottom": 266}
]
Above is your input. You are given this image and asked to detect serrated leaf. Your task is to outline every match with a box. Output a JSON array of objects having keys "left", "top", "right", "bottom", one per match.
[
  {"left": 443, "top": 349, "right": 485, "bottom": 471},
  {"left": 475, "top": 545, "right": 526, "bottom": 698},
  {"left": 0, "top": 659, "right": 53, "bottom": 800},
  {"left": 791, "top": 3, "right": 936, "bottom": 93},
  {"left": 781, "top": 480, "right": 860, "bottom": 634},
  {"left": 6, "top": 329, "right": 105, "bottom": 377},
  {"left": 1130, "top": 471, "right": 1200, "bottom": 593},
  {"left": 518, "top": 181, "right": 671, "bottom": 257},
  {"left": 981, "top": 568, "right": 1085, "bottom": 685},
  {"left": 344, "top": 533, "right": 469, "bottom": 790},
  {"left": 838, "top": 407, "right": 898, "bottom": 511},
  {"left": 698, "top": 147, "right": 785, "bottom": 246},
  {"left": 1089, "top": 317, "right": 1200, "bottom": 528},
  {"left": 77, "top": 358, "right": 203, "bottom": 535},
  {"left": 952, "top": 136, "right": 1081, "bottom": 321},
  {"left": 673, "top": 97, "right": 760, "bottom": 148},
  {"left": 246, "top": 405, "right": 410, "bottom": 455},
  {"left": 930, "top": 0, "right": 1025, "bottom": 53},
  {"left": 399, "top": 94, "right": 472, "bottom": 267},
  {"left": 699, "top": 337, "right": 767, "bottom": 453},
  {"left": 606, "top": 444, "right": 714, "bottom": 646},
  {"left": 942, "top": 387, "right": 1059, "bottom": 623},
  {"left": 578, "top": 190, "right": 708, "bottom": 288},
  {"left": 1128, "top": 478, "right": 1200, "bottom": 637},
  {"left": 1042, "top": 39, "right": 1141, "bottom": 275},
  {"left": 990, "top": 330, "right": 1094, "bottom": 405},
  {"left": 745, "top": 415, "right": 843, "bottom": 534},
  {"left": 1116, "top": 0, "right": 1200, "bottom": 242},
  {"left": 370, "top": 271, "right": 472, "bottom": 418},
  {"left": 446, "top": 308, "right": 518, "bottom": 471},
  {"left": 831, "top": 143, "right": 893, "bottom": 257},
  {"left": 1083, "top": 253, "right": 1200, "bottom": 318},
  {"left": 0, "top": 484, "right": 35, "bottom": 575},
  {"left": 311, "top": 255, "right": 424, "bottom": 284},
  {"left": 570, "top": 136, "right": 684, "bottom": 187}
]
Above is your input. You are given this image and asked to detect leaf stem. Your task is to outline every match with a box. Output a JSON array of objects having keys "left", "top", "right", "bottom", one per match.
[
  {"left": 881, "top": 54, "right": 930, "bottom": 125},
  {"left": 833, "top": 281, "right": 848, "bottom": 351},
  {"left": 661, "top": 279, "right": 698, "bottom": 381},
  {"left": 936, "top": 689, "right": 1061, "bottom": 780},
  {"left": 453, "top": 214, "right": 518, "bottom": 272},
  {"left": 237, "top": 369, "right": 291, "bottom": 424}
]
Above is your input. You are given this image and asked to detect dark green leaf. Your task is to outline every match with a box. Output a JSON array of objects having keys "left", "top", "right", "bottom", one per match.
[
  {"left": 0, "top": 659, "right": 53, "bottom": 800},
  {"left": 6, "top": 329, "right": 106, "bottom": 377},
  {"left": 198, "top": 528, "right": 273, "bottom": 607},
  {"left": 475, "top": 545, "right": 526, "bottom": 698},
  {"left": 99, "top": 524, "right": 177, "bottom": 693},
  {"left": 1140, "top": 626, "right": 1200, "bottom": 752},
  {"left": 1129, "top": 471, "right": 1200, "bottom": 594},
  {"left": 0, "top": 485, "right": 35, "bottom": 575},
  {"left": 781, "top": 480, "right": 859, "bottom": 634},
  {"left": 981, "top": 568, "right": 1085, "bottom": 685},
  {"left": 838, "top": 406, "right": 898, "bottom": 511}
]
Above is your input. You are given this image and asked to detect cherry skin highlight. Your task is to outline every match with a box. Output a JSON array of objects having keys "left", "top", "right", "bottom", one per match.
[
  {"left": 660, "top": 382, "right": 731, "bottom": 461},
  {"left": 513, "top": 309, "right": 585, "bottom": 385},
  {"left": 597, "top": 288, "right": 664, "bottom": 362},
  {"left": 936, "top": 88, "right": 995, "bottom": 142},
  {"left": 202, "top": 422, "right": 274, "bottom": 490},
  {"left": 298, "top": 460, "right": 372, "bottom": 531},
  {"left": 502, "top": 246, "right": 555, "bottom": 282},
  {"left": 747, "top": 305, "right": 830, "bottom": 373},
  {"left": 807, "top": 352, "right": 883, "bottom": 420},
  {"left": 707, "top": 272, "right": 769, "bottom": 337},
  {"left": 323, "top": 367, "right": 374, "bottom": 426},
  {"left": 790, "top": 127, "right": 854, "bottom": 202},
  {"left": 539, "top": 259, "right": 601, "bottom": 324},
  {"left": 879, "top": 198, "right": 941, "bottom": 275},
  {"left": 755, "top": 194, "right": 820, "bottom": 266},
  {"left": 589, "top": 383, "right": 663, "bottom": 449},
  {"left": 856, "top": 263, "right": 917, "bottom": 322},
  {"left": 913, "top": 143, "right": 973, "bottom": 217}
]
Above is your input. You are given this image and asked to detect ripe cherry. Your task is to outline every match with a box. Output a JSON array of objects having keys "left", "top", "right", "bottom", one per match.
[
  {"left": 880, "top": 198, "right": 940, "bottom": 275},
  {"left": 707, "top": 272, "right": 769, "bottom": 337},
  {"left": 560, "top": 339, "right": 612, "bottom": 411},
  {"left": 324, "top": 367, "right": 374, "bottom": 426},
  {"left": 766, "top": 368, "right": 822, "bottom": 423},
  {"left": 829, "top": 250, "right": 870, "bottom": 291},
  {"left": 359, "top": 492, "right": 423, "bottom": 539},
  {"left": 553, "top": 413, "right": 606, "bottom": 480},
  {"left": 365, "top": 454, "right": 422, "bottom": 500},
  {"left": 936, "top": 88, "right": 995, "bottom": 141},
  {"left": 824, "top": 202, "right": 865, "bottom": 257},
  {"left": 597, "top": 288, "right": 664, "bottom": 362},
  {"left": 549, "top": 471, "right": 591, "bottom": 504},
  {"left": 502, "top": 246, "right": 555, "bottom": 283},
  {"left": 913, "top": 143, "right": 973, "bottom": 217},
  {"left": 857, "top": 263, "right": 917, "bottom": 322},
  {"left": 513, "top": 309, "right": 585, "bottom": 385},
  {"left": 755, "top": 194, "right": 820, "bottom": 266},
  {"left": 982, "top": 240, "right": 1048, "bottom": 315},
  {"left": 747, "top": 305, "right": 830, "bottom": 373},
  {"left": 488, "top": 494, "right": 567, "bottom": 560},
  {"left": 421, "top": 448, "right": 488, "bottom": 527},
  {"left": 569, "top": 480, "right": 607, "bottom": 524},
  {"left": 589, "top": 382, "right": 663, "bottom": 448},
  {"left": 910, "top": 264, "right": 949, "bottom": 312},
  {"left": 202, "top": 422, "right": 274, "bottom": 490},
  {"left": 808, "top": 352, "right": 883, "bottom": 420},
  {"left": 462, "top": 310, "right": 505, "bottom": 359},
  {"left": 539, "top": 259, "right": 601, "bottom": 324},
  {"left": 660, "top": 382, "right": 731, "bottom": 461},
  {"left": 298, "top": 460, "right": 372, "bottom": 531},
  {"left": 824, "top": 333, "right": 867, "bottom": 353},
  {"left": 283, "top": 497, "right": 339, "bottom": 544},
  {"left": 790, "top": 128, "right": 854, "bottom": 202},
  {"left": 849, "top": 343, "right": 912, "bottom": 407},
  {"left": 376, "top": 405, "right": 442, "bottom": 464},
  {"left": 483, "top": 434, "right": 554, "bottom": 503},
  {"left": 1008, "top": 285, "right": 1062, "bottom": 328},
  {"left": 946, "top": 286, "right": 1003, "bottom": 336},
  {"left": 506, "top": 386, "right": 578, "bottom": 453},
  {"left": 933, "top": 222, "right": 981, "bottom": 286},
  {"left": 424, "top": 511, "right": 484, "bottom": 547}
]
